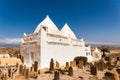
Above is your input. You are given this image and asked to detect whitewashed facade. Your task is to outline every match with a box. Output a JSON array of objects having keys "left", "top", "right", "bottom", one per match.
[
  {"left": 92, "top": 48, "right": 102, "bottom": 61},
  {"left": 21, "top": 16, "right": 93, "bottom": 69}
]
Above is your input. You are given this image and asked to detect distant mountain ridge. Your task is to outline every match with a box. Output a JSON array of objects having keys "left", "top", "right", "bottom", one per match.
[
  {"left": 0, "top": 43, "right": 20, "bottom": 48},
  {"left": 0, "top": 46, "right": 20, "bottom": 57},
  {"left": 86, "top": 41, "right": 120, "bottom": 47}
]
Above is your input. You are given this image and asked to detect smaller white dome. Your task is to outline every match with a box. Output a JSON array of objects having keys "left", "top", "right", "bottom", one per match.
[
  {"left": 61, "top": 23, "right": 77, "bottom": 39},
  {"left": 94, "top": 48, "right": 100, "bottom": 53}
]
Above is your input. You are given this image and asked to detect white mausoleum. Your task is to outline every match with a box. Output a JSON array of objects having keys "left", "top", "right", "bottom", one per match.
[{"left": 20, "top": 16, "right": 94, "bottom": 69}]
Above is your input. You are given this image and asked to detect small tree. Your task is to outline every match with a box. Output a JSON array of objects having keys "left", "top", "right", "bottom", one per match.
[
  {"left": 100, "top": 48, "right": 110, "bottom": 58},
  {"left": 74, "top": 56, "right": 87, "bottom": 66}
]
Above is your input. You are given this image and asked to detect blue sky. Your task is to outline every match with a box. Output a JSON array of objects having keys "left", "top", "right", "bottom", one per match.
[{"left": 0, "top": 0, "right": 120, "bottom": 45}]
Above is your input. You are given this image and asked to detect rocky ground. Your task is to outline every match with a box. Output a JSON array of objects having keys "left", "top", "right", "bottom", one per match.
[
  {"left": 0, "top": 46, "right": 120, "bottom": 80},
  {"left": 12, "top": 66, "right": 120, "bottom": 80}
]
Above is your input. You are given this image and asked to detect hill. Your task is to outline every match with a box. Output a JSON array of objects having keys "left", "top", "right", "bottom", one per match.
[
  {"left": 0, "top": 46, "right": 20, "bottom": 57},
  {"left": 98, "top": 46, "right": 120, "bottom": 50}
]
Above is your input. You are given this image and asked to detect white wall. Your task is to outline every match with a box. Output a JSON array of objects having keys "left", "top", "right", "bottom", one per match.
[
  {"left": 21, "top": 27, "right": 92, "bottom": 69},
  {"left": 40, "top": 28, "right": 92, "bottom": 68}
]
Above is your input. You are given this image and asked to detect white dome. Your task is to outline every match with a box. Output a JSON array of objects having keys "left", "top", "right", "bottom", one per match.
[
  {"left": 94, "top": 48, "right": 100, "bottom": 53},
  {"left": 80, "top": 38, "right": 84, "bottom": 41},
  {"left": 61, "top": 23, "right": 77, "bottom": 39},
  {"left": 24, "top": 33, "right": 27, "bottom": 36},
  {"left": 34, "top": 15, "right": 60, "bottom": 35}
]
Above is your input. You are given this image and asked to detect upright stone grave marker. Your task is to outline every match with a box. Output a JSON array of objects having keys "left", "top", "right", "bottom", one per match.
[
  {"left": 56, "top": 61, "right": 59, "bottom": 69},
  {"left": 65, "top": 62, "right": 69, "bottom": 70},
  {"left": 25, "top": 68, "right": 29, "bottom": 78},
  {"left": 68, "top": 67, "right": 73, "bottom": 76},
  {"left": 90, "top": 64, "right": 97, "bottom": 75},
  {"left": 38, "top": 70, "right": 40, "bottom": 74},
  {"left": 34, "top": 61, "right": 38, "bottom": 72},
  {"left": 19, "top": 64, "right": 23, "bottom": 74},
  {"left": 78, "top": 61, "right": 83, "bottom": 69},
  {"left": 49, "top": 58, "right": 54, "bottom": 71},
  {"left": 72, "top": 60, "right": 76, "bottom": 67},
  {"left": 8, "top": 69, "right": 12, "bottom": 78},
  {"left": 98, "top": 60, "right": 105, "bottom": 71},
  {"left": 94, "top": 62, "right": 98, "bottom": 68},
  {"left": 53, "top": 71, "right": 60, "bottom": 80},
  {"left": 23, "top": 65, "right": 26, "bottom": 76}
]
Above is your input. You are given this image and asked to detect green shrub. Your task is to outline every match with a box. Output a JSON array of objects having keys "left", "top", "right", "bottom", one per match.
[{"left": 74, "top": 56, "right": 87, "bottom": 65}]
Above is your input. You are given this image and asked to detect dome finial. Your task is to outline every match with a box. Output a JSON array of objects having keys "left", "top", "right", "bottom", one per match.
[
  {"left": 46, "top": 15, "right": 49, "bottom": 18},
  {"left": 24, "top": 33, "right": 27, "bottom": 36},
  {"left": 80, "top": 38, "right": 84, "bottom": 41}
]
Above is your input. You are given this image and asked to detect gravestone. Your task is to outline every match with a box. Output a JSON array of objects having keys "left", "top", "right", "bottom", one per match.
[
  {"left": 53, "top": 71, "right": 60, "bottom": 80},
  {"left": 34, "top": 61, "right": 38, "bottom": 72},
  {"left": 117, "top": 57, "right": 120, "bottom": 61},
  {"left": 32, "top": 64, "right": 34, "bottom": 71},
  {"left": 8, "top": 69, "right": 12, "bottom": 77},
  {"left": 30, "top": 67, "right": 32, "bottom": 71},
  {"left": 3, "top": 73, "right": 7, "bottom": 80},
  {"left": 72, "top": 60, "right": 76, "bottom": 67},
  {"left": 90, "top": 64, "right": 97, "bottom": 75},
  {"left": 21, "top": 55, "right": 24, "bottom": 63},
  {"left": 78, "top": 61, "right": 83, "bottom": 69},
  {"left": 5, "top": 73, "right": 7, "bottom": 80},
  {"left": 94, "top": 62, "right": 98, "bottom": 68},
  {"left": 19, "top": 54, "right": 21, "bottom": 59},
  {"left": 98, "top": 60, "right": 105, "bottom": 71},
  {"left": 106, "top": 61, "right": 112, "bottom": 69},
  {"left": 19, "top": 64, "right": 23, "bottom": 74},
  {"left": 56, "top": 61, "right": 59, "bottom": 69},
  {"left": 65, "top": 62, "right": 69, "bottom": 70},
  {"left": 16, "top": 63, "right": 19, "bottom": 69},
  {"left": 49, "top": 58, "right": 54, "bottom": 71},
  {"left": 68, "top": 67, "right": 73, "bottom": 76},
  {"left": 23, "top": 65, "right": 26, "bottom": 76},
  {"left": 11, "top": 72, "right": 13, "bottom": 79},
  {"left": 38, "top": 70, "right": 40, "bottom": 74},
  {"left": 25, "top": 68, "right": 29, "bottom": 78}
]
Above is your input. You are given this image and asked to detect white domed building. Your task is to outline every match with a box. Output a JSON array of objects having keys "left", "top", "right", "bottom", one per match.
[
  {"left": 20, "top": 16, "right": 93, "bottom": 69},
  {"left": 92, "top": 48, "right": 102, "bottom": 61}
]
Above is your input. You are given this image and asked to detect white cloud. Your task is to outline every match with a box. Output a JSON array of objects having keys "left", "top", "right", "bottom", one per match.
[
  {"left": 86, "top": 41, "right": 120, "bottom": 46},
  {"left": 0, "top": 38, "right": 21, "bottom": 44},
  {"left": 0, "top": 38, "right": 119, "bottom": 46}
]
